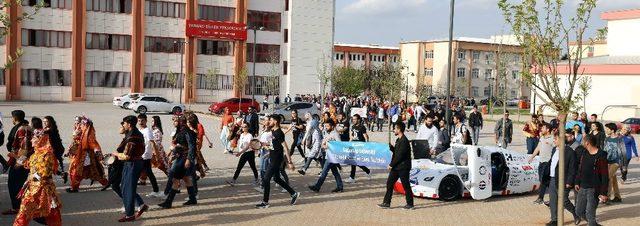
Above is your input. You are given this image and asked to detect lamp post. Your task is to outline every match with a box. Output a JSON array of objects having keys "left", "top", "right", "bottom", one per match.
[
  {"left": 249, "top": 26, "right": 265, "bottom": 104},
  {"left": 405, "top": 72, "right": 415, "bottom": 102},
  {"left": 444, "top": 0, "right": 455, "bottom": 131},
  {"left": 487, "top": 77, "right": 495, "bottom": 115},
  {"left": 174, "top": 40, "right": 188, "bottom": 104}
]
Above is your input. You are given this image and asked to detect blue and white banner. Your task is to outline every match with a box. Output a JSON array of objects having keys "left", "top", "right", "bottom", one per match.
[{"left": 326, "top": 141, "right": 392, "bottom": 168}]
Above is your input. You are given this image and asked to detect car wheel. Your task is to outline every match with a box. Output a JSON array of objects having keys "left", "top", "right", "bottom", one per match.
[
  {"left": 137, "top": 106, "right": 147, "bottom": 114},
  {"left": 122, "top": 102, "right": 129, "bottom": 109},
  {"left": 172, "top": 107, "right": 182, "bottom": 114},
  {"left": 438, "top": 176, "right": 462, "bottom": 201}
]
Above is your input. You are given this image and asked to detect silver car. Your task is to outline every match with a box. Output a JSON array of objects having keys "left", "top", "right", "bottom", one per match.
[
  {"left": 129, "top": 95, "right": 185, "bottom": 114},
  {"left": 262, "top": 102, "right": 320, "bottom": 123}
]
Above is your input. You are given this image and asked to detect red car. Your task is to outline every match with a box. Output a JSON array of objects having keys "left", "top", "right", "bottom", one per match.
[
  {"left": 618, "top": 118, "right": 640, "bottom": 134},
  {"left": 209, "top": 98, "right": 260, "bottom": 114}
]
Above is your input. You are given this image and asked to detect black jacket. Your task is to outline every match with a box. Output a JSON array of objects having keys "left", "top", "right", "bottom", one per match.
[
  {"left": 244, "top": 112, "right": 260, "bottom": 136},
  {"left": 549, "top": 146, "right": 578, "bottom": 187},
  {"left": 468, "top": 111, "right": 483, "bottom": 128},
  {"left": 390, "top": 135, "right": 412, "bottom": 171}
]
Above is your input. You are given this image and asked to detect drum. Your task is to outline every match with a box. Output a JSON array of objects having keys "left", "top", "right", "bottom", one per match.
[
  {"left": 103, "top": 154, "right": 116, "bottom": 165},
  {"left": 249, "top": 139, "right": 262, "bottom": 150}
]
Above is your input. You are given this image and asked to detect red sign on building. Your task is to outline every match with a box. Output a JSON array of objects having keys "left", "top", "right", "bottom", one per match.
[{"left": 186, "top": 20, "right": 247, "bottom": 41}]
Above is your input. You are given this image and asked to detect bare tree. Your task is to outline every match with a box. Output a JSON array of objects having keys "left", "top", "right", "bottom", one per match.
[
  {"left": 166, "top": 70, "right": 178, "bottom": 99},
  {"left": 499, "top": 0, "right": 597, "bottom": 222},
  {"left": 204, "top": 68, "right": 220, "bottom": 99},
  {"left": 264, "top": 50, "right": 281, "bottom": 98},
  {"left": 316, "top": 51, "right": 332, "bottom": 106},
  {"left": 234, "top": 66, "right": 249, "bottom": 112}
]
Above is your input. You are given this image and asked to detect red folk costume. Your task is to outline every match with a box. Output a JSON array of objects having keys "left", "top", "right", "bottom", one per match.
[
  {"left": 68, "top": 117, "right": 108, "bottom": 191},
  {"left": 14, "top": 130, "right": 62, "bottom": 226}
]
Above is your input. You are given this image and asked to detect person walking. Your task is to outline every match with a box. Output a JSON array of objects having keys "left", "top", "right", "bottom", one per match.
[
  {"left": 245, "top": 106, "right": 260, "bottom": 137},
  {"left": 110, "top": 116, "right": 148, "bottom": 222},
  {"left": 416, "top": 116, "right": 439, "bottom": 157},
  {"left": 620, "top": 126, "right": 639, "bottom": 181},
  {"left": 589, "top": 122, "right": 606, "bottom": 150},
  {"left": 451, "top": 115, "right": 469, "bottom": 145},
  {"left": 468, "top": 105, "right": 483, "bottom": 145},
  {"left": 43, "top": 116, "right": 68, "bottom": 184},
  {"left": 66, "top": 116, "right": 109, "bottom": 193},
  {"left": 3, "top": 110, "right": 32, "bottom": 215},
  {"left": 529, "top": 123, "right": 554, "bottom": 205},
  {"left": 137, "top": 114, "right": 162, "bottom": 198},
  {"left": 346, "top": 114, "right": 372, "bottom": 183},
  {"left": 494, "top": 111, "right": 513, "bottom": 148},
  {"left": 220, "top": 108, "right": 235, "bottom": 154},
  {"left": 284, "top": 110, "right": 306, "bottom": 160},
  {"left": 298, "top": 115, "right": 322, "bottom": 175},
  {"left": 308, "top": 119, "right": 343, "bottom": 193},
  {"left": 255, "top": 115, "right": 300, "bottom": 209},
  {"left": 523, "top": 114, "right": 541, "bottom": 154},
  {"left": 546, "top": 131, "right": 579, "bottom": 226},
  {"left": 378, "top": 122, "right": 414, "bottom": 210},
  {"left": 575, "top": 134, "right": 609, "bottom": 226},
  {"left": 226, "top": 123, "right": 259, "bottom": 186},
  {"left": 602, "top": 123, "right": 626, "bottom": 203}
]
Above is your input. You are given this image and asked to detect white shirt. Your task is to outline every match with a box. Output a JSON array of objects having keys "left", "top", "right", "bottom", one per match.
[
  {"left": 537, "top": 135, "right": 554, "bottom": 162},
  {"left": 452, "top": 124, "right": 467, "bottom": 144},
  {"left": 141, "top": 127, "right": 154, "bottom": 160},
  {"left": 550, "top": 148, "right": 559, "bottom": 177},
  {"left": 416, "top": 124, "right": 439, "bottom": 148},
  {"left": 239, "top": 133, "right": 253, "bottom": 151},
  {"left": 414, "top": 106, "right": 426, "bottom": 119}
]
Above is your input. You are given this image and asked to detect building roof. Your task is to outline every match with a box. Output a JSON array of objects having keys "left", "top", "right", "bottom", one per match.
[
  {"left": 334, "top": 43, "right": 400, "bottom": 55},
  {"left": 400, "top": 36, "right": 520, "bottom": 46},
  {"left": 578, "top": 55, "right": 640, "bottom": 65},
  {"left": 548, "top": 55, "right": 640, "bottom": 75},
  {"left": 334, "top": 43, "right": 399, "bottom": 50},
  {"left": 601, "top": 8, "right": 640, "bottom": 21}
]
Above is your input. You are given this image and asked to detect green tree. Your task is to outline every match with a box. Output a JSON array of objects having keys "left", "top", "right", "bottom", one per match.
[
  {"left": 316, "top": 52, "right": 332, "bottom": 106},
  {"left": 204, "top": 68, "right": 219, "bottom": 96},
  {"left": 166, "top": 70, "right": 178, "bottom": 100},
  {"left": 1, "top": 1, "right": 43, "bottom": 69},
  {"left": 499, "top": 0, "right": 597, "bottom": 223},
  {"left": 331, "top": 66, "right": 366, "bottom": 96},
  {"left": 235, "top": 66, "right": 249, "bottom": 112}
]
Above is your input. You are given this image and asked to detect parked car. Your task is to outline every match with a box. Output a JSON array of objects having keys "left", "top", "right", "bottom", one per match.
[
  {"left": 479, "top": 97, "right": 503, "bottom": 107},
  {"left": 394, "top": 144, "right": 540, "bottom": 201},
  {"left": 209, "top": 98, "right": 260, "bottom": 114},
  {"left": 505, "top": 98, "right": 520, "bottom": 107},
  {"left": 618, "top": 118, "right": 640, "bottom": 134},
  {"left": 261, "top": 102, "right": 320, "bottom": 123},
  {"left": 129, "top": 95, "right": 185, "bottom": 114},
  {"left": 112, "top": 93, "right": 143, "bottom": 109}
]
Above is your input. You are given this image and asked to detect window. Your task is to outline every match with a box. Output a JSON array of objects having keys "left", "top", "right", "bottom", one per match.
[
  {"left": 143, "top": 73, "right": 184, "bottom": 88},
  {"left": 283, "top": 61, "right": 288, "bottom": 75},
  {"left": 197, "top": 40, "right": 234, "bottom": 56},
  {"left": 194, "top": 74, "right": 233, "bottom": 90},
  {"left": 424, "top": 68, "right": 433, "bottom": 76},
  {"left": 472, "top": 51, "right": 480, "bottom": 61},
  {"left": 85, "top": 71, "right": 131, "bottom": 87},
  {"left": 246, "top": 44, "right": 280, "bottom": 63},
  {"left": 424, "top": 50, "right": 434, "bottom": 59},
  {"left": 485, "top": 52, "right": 494, "bottom": 63},
  {"left": 248, "top": 10, "right": 281, "bottom": 32},
  {"left": 198, "top": 5, "right": 235, "bottom": 22},
  {"left": 284, "top": 29, "right": 288, "bottom": 43},
  {"left": 21, "top": 69, "right": 71, "bottom": 86},
  {"left": 21, "top": 29, "right": 72, "bottom": 48},
  {"left": 86, "top": 33, "right": 131, "bottom": 51},
  {"left": 86, "top": 0, "right": 132, "bottom": 14},
  {"left": 24, "top": 0, "right": 72, "bottom": 9},
  {"left": 472, "top": 86, "right": 479, "bottom": 97},
  {"left": 0, "top": 69, "right": 4, "bottom": 85},
  {"left": 483, "top": 87, "right": 491, "bottom": 97},
  {"left": 285, "top": 0, "right": 289, "bottom": 11},
  {"left": 484, "top": 69, "right": 493, "bottom": 79},
  {"left": 246, "top": 75, "right": 280, "bottom": 95},
  {"left": 146, "top": 0, "right": 185, "bottom": 18},
  {"left": 471, "top": 68, "right": 479, "bottom": 78},
  {"left": 511, "top": 89, "right": 517, "bottom": 98},
  {"left": 457, "top": 68, "right": 465, "bottom": 78},
  {"left": 457, "top": 50, "right": 466, "bottom": 60},
  {"left": 512, "top": 70, "right": 519, "bottom": 80},
  {"left": 513, "top": 54, "right": 521, "bottom": 63},
  {"left": 144, "top": 36, "right": 184, "bottom": 53}
]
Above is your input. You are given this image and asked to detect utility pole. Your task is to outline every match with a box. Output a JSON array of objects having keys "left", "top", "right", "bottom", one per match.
[
  {"left": 250, "top": 26, "right": 264, "bottom": 104},
  {"left": 175, "top": 40, "right": 188, "bottom": 104},
  {"left": 444, "top": 0, "right": 456, "bottom": 130}
]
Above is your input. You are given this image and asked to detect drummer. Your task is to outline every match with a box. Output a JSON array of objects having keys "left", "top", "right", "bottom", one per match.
[{"left": 225, "top": 122, "right": 259, "bottom": 186}]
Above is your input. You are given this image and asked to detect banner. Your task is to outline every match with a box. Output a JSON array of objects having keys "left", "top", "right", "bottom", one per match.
[
  {"left": 350, "top": 107, "right": 366, "bottom": 118},
  {"left": 186, "top": 20, "right": 247, "bottom": 40},
  {"left": 327, "top": 141, "right": 391, "bottom": 168}
]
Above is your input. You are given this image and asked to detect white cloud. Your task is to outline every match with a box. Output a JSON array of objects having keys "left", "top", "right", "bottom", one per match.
[{"left": 342, "top": 0, "right": 427, "bottom": 16}]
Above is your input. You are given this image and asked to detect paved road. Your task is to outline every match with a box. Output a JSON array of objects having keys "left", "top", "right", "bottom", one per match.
[{"left": 0, "top": 102, "right": 638, "bottom": 225}]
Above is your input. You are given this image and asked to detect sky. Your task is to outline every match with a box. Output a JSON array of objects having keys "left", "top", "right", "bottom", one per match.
[{"left": 335, "top": 0, "right": 640, "bottom": 46}]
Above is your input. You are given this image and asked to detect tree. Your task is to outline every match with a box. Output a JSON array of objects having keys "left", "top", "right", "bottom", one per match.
[
  {"left": 1, "top": 1, "right": 43, "bottom": 69},
  {"left": 499, "top": 0, "right": 597, "bottom": 223},
  {"left": 264, "top": 50, "right": 281, "bottom": 97},
  {"left": 316, "top": 52, "right": 332, "bottom": 106},
  {"left": 370, "top": 64, "right": 404, "bottom": 101},
  {"left": 234, "top": 66, "right": 249, "bottom": 112},
  {"left": 577, "top": 75, "right": 592, "bottom": 112},
  {"left": 166, "top": 70, "right": 178, "bottom": 100},
  {"left": 331, "top": 66, "right": 366, "bottom": 96},
  {"left": 204, "top": 68, "right": 220, "bottom": 96},
  {"left": 185, "top": 72, "right": 196, "bottom": 108}
]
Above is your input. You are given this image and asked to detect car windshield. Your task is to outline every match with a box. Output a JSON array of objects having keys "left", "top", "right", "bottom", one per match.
[{"left": 434, "top": 146, "right": 469, "bottom": 166}]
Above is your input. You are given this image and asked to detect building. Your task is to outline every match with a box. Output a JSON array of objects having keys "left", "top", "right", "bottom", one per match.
[
  {"left": 534, "top": 8, "right": 640, "bottom": 121},
  {"left": 400, "top": 36, "right": 530, "bottom": 102},
  {"left": 569, "top": 40, "right": 608, "bottom": 58},
  {"left": 333, "top": 43, "right": 400, "bottom": 69},
  {"left": 0, "top": 0, "right": 335, "bottom": 102}
]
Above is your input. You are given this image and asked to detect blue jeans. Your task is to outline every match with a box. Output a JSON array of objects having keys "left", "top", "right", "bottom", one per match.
[
  {"left": 121, "top": 160, "right": 145, "bottom": 217},
  {"left": 526, "top": 137, "right": 539, "bottom": 154},
  {"left": 313, "top": 160, "right": 343, "bottom": 190}
]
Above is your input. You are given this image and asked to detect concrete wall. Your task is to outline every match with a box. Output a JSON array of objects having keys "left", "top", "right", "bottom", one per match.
[{"left": 608, "top": 18, "right": 640, "bottom": 56}]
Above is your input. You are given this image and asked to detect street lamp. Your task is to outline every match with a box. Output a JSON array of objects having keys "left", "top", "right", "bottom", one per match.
[
  {"left": 248, "top": 26, "right": 265, "bottom": 103},
  {"left": 444, "top": 0, "right": 455, "bottom": 131},
  {"left": 174, "top": 40, "right": 189, "bottom": 104},
  {"left": 405, "top": 72, "right": 415, "bottom": 102}
]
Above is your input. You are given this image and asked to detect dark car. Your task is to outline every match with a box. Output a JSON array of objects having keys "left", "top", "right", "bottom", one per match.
[
  {"left": 209, "top": 98, "right": 260, "bottom": 114},
  {"left": 618, "top": 118, "right": 640, "bottom": 134},
  {"left": 479, "top": 97, "right": 503, "bottom": 107}
]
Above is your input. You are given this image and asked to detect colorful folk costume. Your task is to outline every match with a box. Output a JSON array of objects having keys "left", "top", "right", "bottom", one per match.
[
  {"left": 67, "top": 116, "right": 108, "bottom": 192},
  {"left": 151, "top": 127, "right": 169, "bottom": 175},
  {"left": 5, "top": 110, "right": 33, "bottom": 215},
  {"left": 14, "top": 129, "right": 62, "bottom": 226}
]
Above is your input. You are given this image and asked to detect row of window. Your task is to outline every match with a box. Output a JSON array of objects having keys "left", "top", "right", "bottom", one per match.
[
  {"left": 86, "top": 33, "right": 132, "bottom": 51},
  {"left": 247, "top": 11, "right": 281, "bottom": 32},
  {"left": 23, "top": 0, "right": 72, "bottom": 10},
  {"left": 471, "top": 87, "right": 518, "bottom": 98},
  {"left": 20, "top": 69, "right": 72, "bottom": 86},
  {"left": 144, "top": 36, "right": 184, "bottom": 53},
  {"left": 247, "top": 44, "right": 280, "bottom": 63},
  {"left": 245, "top": 76, "right": 280, "bottom": 96},
  {"left": 85, "top": 71, "right": 131, "bottom": 87},
  {"left": 145, "top": 0, "right": 185, "bottom": 18},
  {"left": 456, "top": 68, "right": 520, "bottom": 80},
  {"left": 195, "top": 74, "right": 233, "bottom": 90},
  {"left": 21, "top": 29, "right": 72, "bottom": 48},
  {"left": 197, "top": 40, "right": 234, "bottom": 56},
  {"left": 86, "top": 0, "right": 132, "bottom": 14},
  {"left": 144, "top": 73, "right": 183, "bottom": 89},
  {"left": 198, "top": 5, "right": 235, "bottom": 22}
]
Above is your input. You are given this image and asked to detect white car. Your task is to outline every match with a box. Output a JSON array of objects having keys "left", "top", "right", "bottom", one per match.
[
  {"left": 394, "top": 145, "right": 540, "bottom": 201},
  {"left": 129, "top": 95, "right": 185, "bottom": 114},
  {"left": 113, "top": 93, "right": 143, "bottom": 109},
  {"left": 260, "top": 102, "right": 320, "bottom": 123}
]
